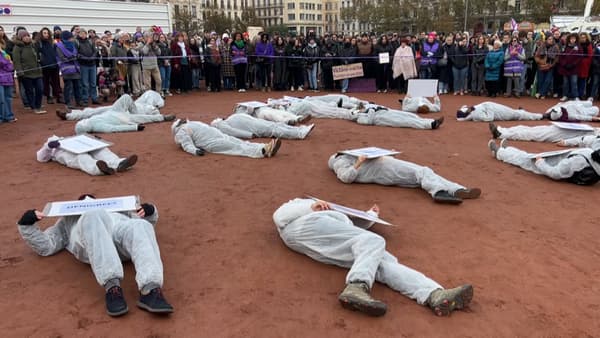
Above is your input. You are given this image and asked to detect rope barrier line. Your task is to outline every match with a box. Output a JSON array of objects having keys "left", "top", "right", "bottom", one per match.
[{"left": 11, "top": 51, "right": 599, "bottom": 73}]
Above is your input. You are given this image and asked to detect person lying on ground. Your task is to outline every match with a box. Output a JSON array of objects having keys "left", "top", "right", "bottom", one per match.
[
  {"left": 210, "top": 113, "right": 315, "bottom": 139},
  {"left": 456, "top": 102, "right": 543, "bottom": 121}
]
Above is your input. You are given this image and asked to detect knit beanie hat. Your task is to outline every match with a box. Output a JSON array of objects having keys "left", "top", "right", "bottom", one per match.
[{"left": 61, "top": 31, "right": 73, "bottom": 41}]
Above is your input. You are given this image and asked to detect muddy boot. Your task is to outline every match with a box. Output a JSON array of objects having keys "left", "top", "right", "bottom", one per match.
[
  {"left": 338, "top": 282, "right": 387, "bottom": 317},
  {"left": 433, "top": 190, "right": 463, "bottom": 204},
  {"left": 262, "top": 138, "right": 282, "bottom": 158},
  {"left": 489, "top": 122, "right": 501, "bottom": 139},
  {"left": 427, "top": 284, "right": 473, "bottom": 316},
  {"left": 97, "top": 160, "right": 115, "bottom": 175},
  {"left": 454, "top": 188, "right": 481, "bottom": 200}
]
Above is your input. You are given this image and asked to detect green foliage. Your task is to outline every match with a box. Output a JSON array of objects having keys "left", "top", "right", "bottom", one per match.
[{"left": 203, "top": 11, "right": 233, "bottom": 34}]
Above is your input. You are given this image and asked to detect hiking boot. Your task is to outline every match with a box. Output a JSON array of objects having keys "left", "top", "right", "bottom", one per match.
[
  {"left": 117, "top": 155, "right": 138, "bottom": 172},
  {"left": 454, "top": 188, "right": 481, "bottom": 200},
  {"left": 56, "top": 109, "right": 67, "bottom": 120},
  {"left": 105, "top": 286, "right": 128, "bottom": 317},
  {"left": 431, "top": 117, "right": 444, "bottom": 130},
  {"left": 489, "top": 123, "right": 501, "bottom": 139},
  {"left": 488, "top": 139, "right": 499, "bottom": 157},
  {"left": 263, "top": 138, "right": 282, "bottom": 158},
  {"left": 338, "top": 282, "right": 387, "bottom": 317},
  {"left": 427, "top": 284, "right": 473, "bottom": 316},
  {"left": 433, "top": 190, "right": 463, "bottom": 204},
  {"left": 97, "top": 161, "right": 115, "bottom": 175},
  {"left": 163, "top": 114, "right": 176, "bottom": 121},
  {"left": 137, "top": 288, "right": 174, "bottom": 314}
]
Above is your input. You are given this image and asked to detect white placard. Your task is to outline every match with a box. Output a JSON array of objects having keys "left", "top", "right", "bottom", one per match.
[
  {"left": 551, "top": 122, "right": 595, "bottom": 131},
  {"left": 238, "top": 101, "right": 268, "bottom": 109},
  {"left": 306, "top": 196, "right": 392, "bottom": 225},
  {"left": 59, "top": 134, "right": 113, "bottom": 154},
  {"left": 528, "top": 149, "right": 576, "bottom": 159},
  {"left": 407, "top": 79, "right": 438, "bottom": 97},
  {"left": 378, "top": 52, "right": 390, "bottom": 64},
  {"left": 42, "top": 195, "right": 139, "bottom": 217},
  {"left": 340, "top": 146, "right": 400, "bottom": 159}
]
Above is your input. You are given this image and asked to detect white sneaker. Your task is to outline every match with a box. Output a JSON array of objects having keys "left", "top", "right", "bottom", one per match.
[
  {"left": 290, "top": 86, "right": 295, "bottom": 92},
  {"left": 298, "top": 86, "right": 304, "bottom": 92},
  {"left": 588, "top": 97, "right": 594, "bottom": 102},
  {"left": 238, "top": 89, "right": 246, "bottom": 93},
  {"left": 560, "top": 96, "right": 567, "bottom": 101},
  {"left": 341, "top": 89, "right": 347, "bottom": 93}
]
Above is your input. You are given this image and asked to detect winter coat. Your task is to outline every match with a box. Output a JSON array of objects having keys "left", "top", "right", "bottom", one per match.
[
  {"left": 55, "top": 42, "right": 81, "bottom": 80},
  {"left": 503, "top": 44, "right": 526, "bottom": 77},
  {"left": 141, "top": 42, "right": 161, "bottom": 70},
  {"left": 231, "top": 42, "right": 248, "bottom": 65},
  {"left": 578, "top": 42, "right": 593, "bottom": 78},
  {"left": 484, "top": 49, "right": 504, "bottom": 81},
  {"left": 36, "top": 39, "right": 58, "bottom": 69},
  {"left": 420, "top": 40, "right": 441, "bottom": 66},
  {"left": 221, "top": 44, "right": 235, "bottom": 77},
  {"left": 471, "top": 44, "right": 488, "bottom": 68},
  {"left": 591, "top": 45, "right": 600, "bottom": 75},
  {"left": 255, "top": 41, "right": 274, "bottom": 64},
  {"left": 76, "top": 38, "right": 97, "bottom": 66},
  {"left": 12, "top": 41, "right": 42, "bottom": 78},
  {"left": 158, "top": 42, "right": 172, "bottom": 67},
  {"left": 375, "top": 42, "right": 393, "bottom": 66},
  {"left": 303, "top": 44, "right": 320, "bottom": 65},
  {"left": 0, "top": 54, "right": 14, "bottom": 86},
  {"left": 204, "top": 44, "right": 222, "bottom": 66},
  {"left": 449, "top": 44, "right": 469, "bottom": 69},
  {"left": 534, "top": 43, "right": 559, "bottom": 72},
  {"left": 273, "top": 43, "right": 287, "bottom": 86},
  {"left": 321, "top": 43, "right": 338, "bottom": 69},
  {"left": 286, "top": 44, "right": 305, "bottom": 68},
  {"left": 339, "top": 43, "right": 357, "bottom": 65},
  {"left": 170, "top": 42, "right": 191, "bottom": 68},
  {"left": 558, "top": 44, "right": 581, "bottom": 76}
]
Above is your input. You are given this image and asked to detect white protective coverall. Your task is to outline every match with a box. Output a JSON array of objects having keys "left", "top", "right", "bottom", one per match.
[
  {"left": 273, "top": 198, "right": 442, "bottom": 304},
  {"left": 172, "top": 120, "right": 266, "bottom": 158},
  {"left": 356, "top": 108, "right": 435, "bottom": 129},
  {"left": 328, "top": 154, "right": 466, "bottom": 197},
  {"left": 17, "top": 207, "right": 164, "bottom": 291},
  {"left": 36, "top": 135, "right": 125, "bottom": 175},
  {"left": 234, "top": 104, "right": 306, "bottom": 125},
  {"left": 402, "top": 96, "right": 441, "bottom": 113},
  {"left": 66, "top": 93, "right": 163, "bottom": 121},
  {"left": 74, "top": 111, "right": 166, "bottom": 134},
  {"left": 303, "top": 94, "right": 368, "bottom": 109},
  {"left": 457, "top": 102, "right": 543, "bottom": 121},
  {"left": 210, "top": 114, "right": 314, "bottom": 139},
  {"left": 286, "top": 100, "right": 358, "bottom": 120},
  {"left": 497, "top": 125, "right": 599, "bottom": 143},
  {"left": 546, "top": 100, "right": 599, "bottom": 122},
  {"left": 562, "top": 135, "right": 600, "bottom": 150},
  {"left": 495, "top": 146, "right": 600, "bottom": 182}
]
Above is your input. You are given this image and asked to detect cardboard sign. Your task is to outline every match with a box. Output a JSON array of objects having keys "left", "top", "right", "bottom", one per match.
[
  {"left": 407, "top": 79, "right": 438, "bottom": 97},
  {"left": 551, "top": 122, "right": 595, "bottom": 131},
  {"left": 59, "top": 134, "right": 113, "bottom": 154},
  {"left": 528, "top": 149, "right": 576, "bottom": 159},
  {"left": 42, "top": 195, "right": 139, "bottom": 217},
  {"left": 340, "top": 146, "right": 400, "bottom": 159},
  {"left": 378, "top": 52, "right": 390, "bottom": 64},
  {"left": 332, "top": 63, "right": 364, "bottom": 80},
  {"left": 306, "top": 196, "right": 392, "bottom": 225}
]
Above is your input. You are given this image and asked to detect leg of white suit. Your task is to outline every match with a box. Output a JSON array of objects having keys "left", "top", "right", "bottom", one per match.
[
  {"left": 514, "top": 109, "right": 543, "bottom": 120},
  {"left": 53, "top": 150, "right": 102, "bottom": 175},
  {"left": 401, "top": 161, "right": 465, "bottom": 196},
  {"left": 268, "top": 123, "right": 311, "bottom": 139},
  {"left": 67, "top": 106, "right": 113, "bottom": 120},
  {"left": 374, "top": 110, "right": 433, "bottom": 129},
  {"left": 495, "top": 146, "right": 542, "bottom": 175},
  {"left": 198, "top": 134, "right": 265, "bottom": 158},
  {"left": 112, "top": 218, "right": 163, "bottom": 291},
  {"left": 127, "top": 113, "right": 164, "bottom": 124},
  {"left": 76, "top": 210, "right": 124, "bottom": 286},
  {"left": 112, "top": 94, "right": 138, "bottom": 114},
  {"left": 375, "top": 252, "right": 442, "bottom": 304},
  {"left": 256, "top": 107, "right": 299, "bottom": 123},
  {"left": 90, "top": 148, "right": 124, "bottom": 169},
  {"left": 280, "top": 215, "right": 385, "bottom": 289},
  {"left": 91, "top": 120, "right": 139, "bottom": 133},
  {"left": 498, "top": 125, "right": 590, "bottom": 142}
]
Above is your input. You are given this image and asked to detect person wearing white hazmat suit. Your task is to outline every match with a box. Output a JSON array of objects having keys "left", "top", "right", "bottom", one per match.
[
  {"left": 36, "top": 136, "right": 137, "bottom": 175},
  {"left": 286, "top": 99, "right": 358, "bottom": 120},
  {"left": 488, "top": 139, "right": 600, "bottom": 185},
  {"left": 328, "top": 154, "right": 481, "bottom": 204},
  {"left": 233, "top": 103, "right": 310, "bottom": 125},
  {"left": 456, "top": 102, "right": 543, "bottom": 121},
  {"left": 171, "top": 119, "right": 281, "bottom": 158},
  {"left": 557, "top": 135, "right": 600, "bottom": 150},
  {"left": 489, "top": 122, "right": 599, "bottom": 143},
  {"left": 210, "top": 114, "right": 315, "bottom": 139},
  {"left": 303, "top": 94, "right": 369, "bottom": 109},
  {"left": 16, "top": 195, "right": 174, "bottom": 317},
  {"left": 545, "top": 100, "right": 599, "bottom": 120},
  {"left": 74, "top": 110, "right": 175, "bottom": 134},
  {"left": 356, "top": 107, "right": 445, "bottom": 129},
  {"left": 57, "top": 92, "right": 165, "bottom": 121},
  {"left": 400, "top": 95, "right": 441, "bottom": 113},
  {"left": 273, "top": 198, "right": 474, "bottom": 317}
]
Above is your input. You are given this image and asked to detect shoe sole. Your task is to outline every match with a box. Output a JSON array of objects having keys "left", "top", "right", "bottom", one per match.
[
  {"left": 269, "top": 139, "right": 282, "bottom": 157},
  {"left": 433, "top": 196, "right": 463, "bottom": 205},
  {"left": 107, "top": 305, "right": 129, "bottom": 317},
  {"left": 305, "top": 124, "right": 315, "bottom": 138},
  {"left": 431, "top": 285, "right": 474, "bottom": 316},
  {"left": 136, "top": 301, "right": 174, "bottom": 314},
  {"left": 97, "top": 161, "right": 115, "bottom": 175},
  {"left": 338, "top": 296, "right": 387, "bottom": 317},
  {"left": 454, "top": 188, "right": 481, "bottom": 200},
  {"left": 117, "top": 155, "right": 138, "bottom": 172}
]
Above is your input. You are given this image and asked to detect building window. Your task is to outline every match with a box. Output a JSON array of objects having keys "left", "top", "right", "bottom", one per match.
[
  {"left": 317, "top": 14, "right": 321, "bottom": 21},
  {"left": 191, "top": 5, "right": 197, "bottom": 17},
  {"left": 288, "top": 2, "right": 294, "bottom": 9},
  {"left": 288, "top": 13, "right": 295, "bottom": 20},
  {"left": 317, "top": 4, "right": 321, "bottom": 10},
  {"left": 515, "top": 0, "right": 521, "bottom": 12},
  {"left": 174, "top": 4, "right": 179, "bottom": 13}
]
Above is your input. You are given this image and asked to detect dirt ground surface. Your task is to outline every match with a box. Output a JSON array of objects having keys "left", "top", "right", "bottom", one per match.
[{"left": 1, "top": 89, "right": 599, "bottom": 338}]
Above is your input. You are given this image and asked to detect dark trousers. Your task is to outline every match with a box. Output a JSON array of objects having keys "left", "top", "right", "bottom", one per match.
[
  {"left": 234, "top": 63, "right": 247, "bottom": 90},
  {"left": 42, "top": 67, "right": 62, "bottom": 99},
  {"left": 22, "top": 77, "right": 44, "bottom": 109},
  {"left": 172, "top": 64, "right": 192, "bottom": 92},
  {"left": 206, "top": 64, "right": 222, "bottom": 91},
  {"left": 288, "top": 67, "right": 304, "bottom": 88},
  {"left": 486, "top": 80, "right": 499, "bottom": 97}
]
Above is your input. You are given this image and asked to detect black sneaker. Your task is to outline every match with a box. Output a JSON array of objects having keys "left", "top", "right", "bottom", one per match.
[
  {"left": 97, "top": 160, "right": 115, "bottom": 175},
  {"left": 117, "top": 155, "right": 138, "bottom": 172},
  {"left": 105, "top": 286, "right": 128, "bottom": 317},
  {"left": 489, "top": 123, "right": 501, "bottom": 139},
  {"left": 137, "top": 288, "right": 174, "bottom": 314},
  {"left": 431, "top": 117, "right": 444, "bottom": 130},
  {"left": 433, "top": 191, "right": 463, "bottom": 204}
]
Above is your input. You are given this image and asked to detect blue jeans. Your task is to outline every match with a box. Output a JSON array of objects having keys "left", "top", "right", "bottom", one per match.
[
  {"left": 578, "top": 77, "right": 587, "bottom": 98},
  {"left": 536, "top": 70, "right": 553, "bottom": 96},
  {"left": 341, "top": 78, "right": 349, "bottom": 92},
  {"left": 0, "top": 85, "right": 14, "bottom": 121},
  {"left": 591, "top": 74, "right": 600, "bottom": 98},
  {"left": 80, "top": 65, "right": 98, "bottom": 103},
  {"left": 306, "top": 63, "right": 318, "bottom": 90},
  {"left": 22, "top": 77, "right": 43, "bottom": 110},
  {"left": 63, "top": 78, "right": 82, "bottom": 107},
  {"left": 159, "top": 66, "right": 171, "bottom": 91},
  {"left": 191, "top": 68, "right": 200, "bottom": 88},
  {"left": 562, "top": 74, "right": 578, "bottom": 98},
  {"left": 452, "top": 67, "right": 468, "bottom": 92}
]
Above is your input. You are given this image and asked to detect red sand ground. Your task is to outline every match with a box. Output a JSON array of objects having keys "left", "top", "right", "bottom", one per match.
[{"left": 1, "top": 90, "right": 599, "bottom": 337}]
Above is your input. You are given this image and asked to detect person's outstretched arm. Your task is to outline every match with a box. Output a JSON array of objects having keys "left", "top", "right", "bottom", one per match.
[{"left": 17, "top": 210, "right": 68, "bottom": 256}]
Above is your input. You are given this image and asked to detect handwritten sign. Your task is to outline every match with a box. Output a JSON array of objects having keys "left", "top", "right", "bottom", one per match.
[
  {"left": 59, "top": 134, "right": 113, "bottom": 154},
  {"left": 340, "top": 146, "right": 400, "bottom": 159},
  {"left": 379, "top": 52, "right": 390, "bottom": 64},
  {"left": 332, "top": 63, "right": 364, "bottom": 80},
  {"left": 407, "top": 79, "right": 438, "bottom": 97},
  {"left": 306, "top": 196, "right": 392, "bottom": 225},
  {"left": 42, "top": 195, "right": 139, "bottom": 217}
]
